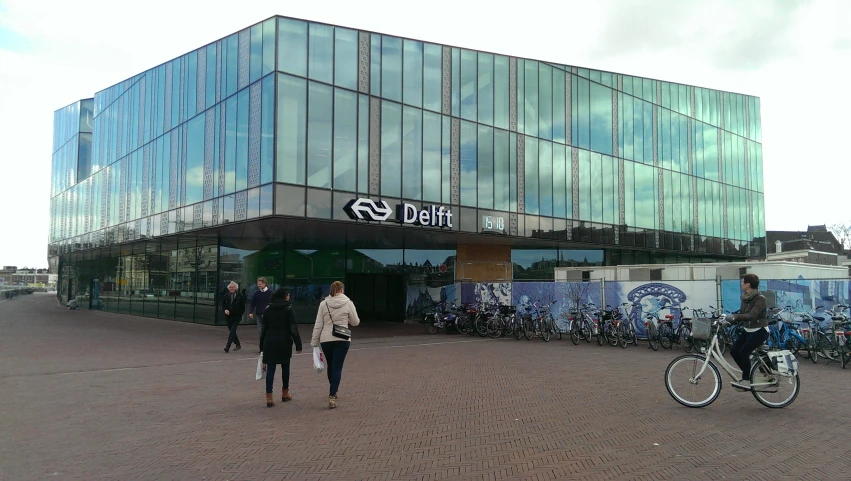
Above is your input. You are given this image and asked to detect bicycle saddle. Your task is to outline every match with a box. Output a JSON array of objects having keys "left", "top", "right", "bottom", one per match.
[{"left": 664, "top": 315, "right": 674, "bottom": 320}]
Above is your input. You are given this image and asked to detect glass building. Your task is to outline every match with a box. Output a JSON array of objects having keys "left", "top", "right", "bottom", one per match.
[{"left": 49, "top": 16, "right": 765, "bottom": 324}]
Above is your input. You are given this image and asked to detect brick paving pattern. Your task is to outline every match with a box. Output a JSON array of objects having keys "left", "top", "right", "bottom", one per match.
[{"left": 2, "top": 293, "right": 850, "bottom": 480}]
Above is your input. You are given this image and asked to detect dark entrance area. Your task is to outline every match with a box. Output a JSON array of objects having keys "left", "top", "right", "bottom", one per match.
[{"left": 345, "top": 273, "right": 405, "bottom": 322}]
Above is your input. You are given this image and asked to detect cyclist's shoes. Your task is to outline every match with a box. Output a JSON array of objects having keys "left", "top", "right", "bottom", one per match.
[{"left": 731, "top": 379, "right": 751, "bottom": 391}]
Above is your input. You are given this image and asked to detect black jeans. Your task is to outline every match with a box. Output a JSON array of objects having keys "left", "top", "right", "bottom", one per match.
[
  {"left": 265, "top": 360, "right": 291, "bottom": 394},
  {"left": 321, "top": 341, "right": 350, "bottom": 396},
  {"left": 730, "top": 328, "right": 769, "bottom": 380},
  {"left": 225, "top": 317, "right": 241, "bottom": 349}
]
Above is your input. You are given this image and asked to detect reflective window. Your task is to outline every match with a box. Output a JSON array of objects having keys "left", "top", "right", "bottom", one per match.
[
  {"left": 185, "top": 51, "right": 198, "bottom": 119},
  {"left": 423, "top": 43, "right": 442, "bottom": 112},
  {"left": 634, "top": 163, "right": 657, "bottom": 229},
  {"left": 512, "top": 249, "right": 557, "bottom": 281},
  {"left": 538, "top": 140, "right": 552, "bottom": 216},
  {"left": 590, "top": 153, "right": 602, "bottom": 223},
  {"left": 494, "top": 55, "right": 509, "bottom": 130},
  {"left": 381, "top": 36, "right": 402, "bottom": 102},
  {"left": 260, "top": 76, "right": 274, "bottom": 185},
  {"left": 523, "top": 60, "right": 538, "bottom": 137},
  {"left": 171, "top": 58, "right": 181, "bottom": 127},
  {"left": 380, "top": 101, "right": 402, "bottom": 197},
  {"left": 276, "top": 74, "right": 307, "bottom": 184},
  {"left": 236, "top": 89, "right": 249, "bottom": 191},
  {"left": 225, "top": 34, "right": 238, "bottom": 98},
  {"left": 703, "top": 123, "right": 718, "bottom": 181},
  {"left": 224, "top": 96, "right": 237, "bottom": 194},
  {"left": 460, "top": 50, "right": 477, "bottom": 121},
  {"left": 494, "top": 129, "right": 509, "bottom": 212},
  {"left": 632, "top": 97, "right": 643, "bottom": 163},
  {"left": 250, "top": 24, "right": 263, "bottom": 84},
  {"left": 247, "top": 187, "right": 260, "bottom": 219},
  {"left": 441, "top": 116, "right": 451, "bottom": 204},
  {"left": 572, "top": 76, "right": 589, "bottom": 149},
  {"left": 559, "top": 249, "right": 603, "bottom": 266},
  {"left": 262, "top": 19, "right": 275, "bottom": 77},
  {"left": 422, "top": 111, "right": 441, "bottom": 202},
  {"left": 402, "top": 106, "right": 423, "bottom": 200},
  {"left": 477, "top": 125, "right": 493, "bottom": 209},
  {"left": 659, "top": 107, "right": 671, "bottom": 170},
  {"left": 524, "top": 137, "right": 538, "bottom": 214},
  {"left": 278, "top": 19, "right": 307, "bottom": 77},
  {"left": 552, "top": 143, "right": 566, "bottom": 218},
  {"left": 205, "top": 44, "right": 217, "bottom": 108},
  {"left": 306, "top": 188, "right": 332, "bottom": 219},
  {"left": 590, "top": 83, "right": 612, "bottom": 155},
  {"left": 460, "top": 120, "right": 477, "bottom": 206},
  {"left": 334, "top": 27, "right": 358, "bottom": 91},
  {"left": 578, "top": 149, "right": 590, "bottom": 221},
  {"left": 517, "top": 59, "right": 525, "bottom": 133},
  {"left": 357, "top": 95, "right": 369, "bottom": 193},
  {"left": 477, "top": 53, "right": 493, "bottom": 126},
  {"left": 307, "top": 82, "right": 333, "bottom": 188},
  {"left": 308, "top": 23, "right": 334, "bottom": 84},
  {"left": 553, "top": 68, "right": 566, "bottom": 144},
  {"left": 185, "top": 112, "right": 205, "bottom": 205},
  {"left": 403, "top": 40, "right": 423, "bottom": 108},
  {"left": 538, "top": 63, "right": 552, "bottom": 140},
  {"left": 333, "top": 88, "right": 357, "bottom": 192}
]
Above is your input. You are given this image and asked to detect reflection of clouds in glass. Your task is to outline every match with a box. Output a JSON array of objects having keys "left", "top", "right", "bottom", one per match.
[{"left": 186, "top": 166, "right": 204, "bottom": 188}]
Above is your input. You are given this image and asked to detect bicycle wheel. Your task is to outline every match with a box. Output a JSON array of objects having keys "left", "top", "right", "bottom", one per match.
[
  {"left": 424, "top": 314, "right": 439, "bottom": 334},
  {"left": 647, "top": 323, "right": 659, "bottom": 351},
  {"left": 487, "top": 317, "right": 502, "bottom": 339},
  {"left": 541, "top": 321, "right": 551, "bottom": 342},
  {"left": 582, "top": 320, "right": 592, "bottom": 343},
  {"left": 596, "top": 321, "right": 604, "bottom": 346},
  {"left": 513, "top": 316, "right": 523, "bottom": 340},
  {"left": 606, "top": 322, "right": 619, "bottom": 347},
  {"left": 570, "top": 320, "right": 580, "bottom": 345},
  {"left": 658, "top": 323, "right": 674, "bottom": 350},
  {"left": 618, "top": 323, "right": 629, "bottom": 348},
  {"left": 749, "top": 361, "right": 799, "bottom": 409},
  {"left": 552, "top": 317, "right": 562, "bottom": 340},
  {"left": 524, "top": 319, "right": 534, "bottom": 340},
  {"left": 665, "top": 354, "right": 722, "bottom": 408},
  {"left": 681, "top": 326, "right": 694, "bottom": 353}
]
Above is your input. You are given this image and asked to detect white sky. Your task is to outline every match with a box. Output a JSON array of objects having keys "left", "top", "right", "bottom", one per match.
[{"left": 1, "top": 0, "right": 849, "bottom": 268}]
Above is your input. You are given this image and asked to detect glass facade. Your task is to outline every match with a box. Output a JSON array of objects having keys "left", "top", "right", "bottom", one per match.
[{"left": 50, "top": 16, "right": 766, "bottom": 322}]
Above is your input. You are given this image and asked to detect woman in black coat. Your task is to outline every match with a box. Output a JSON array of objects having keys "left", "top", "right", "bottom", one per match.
[{"left": 260, "top": 288, "right": 302, "bottom": 407}]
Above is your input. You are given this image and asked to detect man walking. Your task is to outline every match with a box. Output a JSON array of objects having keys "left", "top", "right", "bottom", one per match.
[
  {"left": 249, "top": 277, "right": 273, "bottom": 353},
  {"left": 222, "top": 281, "right": 245, "bottom": 353}
]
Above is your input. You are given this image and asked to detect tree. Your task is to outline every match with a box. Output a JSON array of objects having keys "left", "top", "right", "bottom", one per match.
[
  {"left": 829, "top": 223, "right": 851, "bottom": 252},
  {"left": 181, "top": 247, "right": 212, "bottom": 304},
  {"left": 563, "top": 281, "right": 593, "bottom": 312}
]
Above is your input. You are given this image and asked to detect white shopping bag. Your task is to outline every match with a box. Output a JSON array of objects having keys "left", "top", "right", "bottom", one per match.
[
  {"left": 255, "top": 354, "right": 266, "bottom": 381},
  {"left": 313, "top": 346, "right": 326, "bottom": 374}
]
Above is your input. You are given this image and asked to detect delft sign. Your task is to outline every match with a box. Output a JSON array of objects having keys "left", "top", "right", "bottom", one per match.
[{"left": 343, "top": 198, "right": 453, "bottom": 228}]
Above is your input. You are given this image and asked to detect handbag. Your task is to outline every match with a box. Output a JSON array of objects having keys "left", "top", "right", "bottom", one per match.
[{"left": 326, "top": 303, "right": 351, "bottom": 340}]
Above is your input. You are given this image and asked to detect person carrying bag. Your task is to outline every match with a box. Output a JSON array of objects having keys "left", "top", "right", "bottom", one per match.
[{"left": 311, "top": 281, "right": 360, "bottom": 409}]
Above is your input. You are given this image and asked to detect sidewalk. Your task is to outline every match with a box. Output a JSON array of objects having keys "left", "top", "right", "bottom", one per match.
[{"left": 0, "top": 293, "right": 847, "bottom": 480}]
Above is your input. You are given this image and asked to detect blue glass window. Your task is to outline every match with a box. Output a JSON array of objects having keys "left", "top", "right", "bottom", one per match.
[
  {"left": 589, "top": 83, "right": 612, "bottom": 155},
  {"left": 307, "top": 82, "right": 333, "bottom": 188},
  {"left": 276, "top": 74, "right": 307, "bottom": 184},
  {"left": 381, "top": 36, "right": 402, "bottom": 102},
  {"left": 236, "top": 89, "right": 249, "bottom": 191},
  {"left": 381, "top": 101, "right": 402, "bottom": 197},
  {"left": 308, "top": 23, "right": 334, "bottom": 84},
  {"left": 494, "top": 56, "right": 509, "bottom": 130},
  {"left": 334, "top": 28, "right": 358, "bottom": 91},
  {"left": 423, "top": 44, "right": 442, "bottom": 112},
  {"left": 278, "top": 19, "right": 307, "bottom": 77},
  {"left": 402, "top": 106, "right": 423, "bottom": 200},
  {"left": 460, "top": 50, "right": 477, "bottom": 121},
  {"left": 260, "top": 76, "right": 274, "bottom": 185},
  {"left": 403, "top": 40, "right": 423, "bottom": 108},
  {"left": 333, "top": 88, "right": 357, "bottom": 192},
  {"left": 477, "top": 53, "right": 493, "bottom": 126},
  {"left": 185, "top": 112, "right": 205, "bottom": 205}
]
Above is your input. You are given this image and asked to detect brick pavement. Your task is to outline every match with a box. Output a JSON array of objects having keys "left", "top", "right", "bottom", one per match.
[{"left": 2, "top": 293, "right": 851, "bottom": 480}]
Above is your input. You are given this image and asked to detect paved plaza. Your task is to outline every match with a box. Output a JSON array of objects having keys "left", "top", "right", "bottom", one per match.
[{"left": 2, "top": 293, "right": 851, "bottom": 480}]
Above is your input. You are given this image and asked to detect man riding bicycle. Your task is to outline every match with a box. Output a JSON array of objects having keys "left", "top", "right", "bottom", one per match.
[{"left": 728, "top": 273, "right": 769, "bottom": 390}]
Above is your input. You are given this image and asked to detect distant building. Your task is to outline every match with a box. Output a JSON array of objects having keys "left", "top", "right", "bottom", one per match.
[{"left": 766, "top": 225, "right": 845, "bottom": 266}]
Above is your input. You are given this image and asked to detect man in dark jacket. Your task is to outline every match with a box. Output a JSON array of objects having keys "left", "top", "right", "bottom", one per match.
[
  {"left": 249, "top": 277, "right": 273, "bottom": 353},
  {"left": 222, "top": 281, "right": 246, "bottom": 353},
  {"left": 260, "top": 288, "right": 303, "bottom": 407},
  {"left": 728, "top": 273, "right": 769, "bottom": 390}
]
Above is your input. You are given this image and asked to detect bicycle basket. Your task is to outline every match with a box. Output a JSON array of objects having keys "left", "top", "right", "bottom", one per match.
[{"left": 691, "top": 318, "right": 713, "bottom": 340}]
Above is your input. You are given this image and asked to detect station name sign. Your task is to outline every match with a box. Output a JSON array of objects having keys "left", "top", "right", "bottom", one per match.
[{"left": 344, "top": 198, "right": 453, "bottom": 228}]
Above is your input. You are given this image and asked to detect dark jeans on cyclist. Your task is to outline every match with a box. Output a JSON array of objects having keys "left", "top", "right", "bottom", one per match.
[{"left": 730, "top": 328, "right": 769, "bottom": 380}]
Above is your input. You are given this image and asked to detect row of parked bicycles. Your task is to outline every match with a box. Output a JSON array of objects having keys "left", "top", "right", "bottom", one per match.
[{"left": 421, "top": 299, "right": 851, "bottom": 369}]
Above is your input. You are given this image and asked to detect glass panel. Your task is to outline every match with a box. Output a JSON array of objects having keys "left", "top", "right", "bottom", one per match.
[
  {"left": 477, "top": 125, "right": 493, "bottom": 209},
  {"left": 247, "top": 187, "right": 260, "bottom": 219},
  {"left": 275, "top": 184, "right": 304, "bottom": 217},
  {"left": 306, "top": 188, "right": 332, "bottom": 219},
  {"left": 538, "top": 140, "right": 553, "bottom": 216},
  {"left": 494, "top": 55, "right": 509, "bottom": 130},
  {"left": 512, "top": 249, "right": 557, "bottom": 281},
  {"left": 224, "top": 96, "right": 237, "bottom": 194},
  {"left": 276, "top": 74, "right": 307, "bottom": 184},
  {"left": 460, "top": 49, "right": 477, "bottom": 121},
  {"left": 590, "top": 153, "right": 602, "bottom": 223},
  {"left": 185, "top": 51, "right": 197, "bottom": 119},
  {"left": 185, "top": 112, "right": 205, "bottom": 205},
  {"left": 441, "top": 116, "right": 451, "bottom": 204},
  {"left": 402, "top": 106, "right": 423, "bottom": 200},
  {"left": 333, "top": 88, "right": 357, "bottom": 192},
  {"left": 578, "top": 149, "right": 590, "bottom": 221},
  {"left": 553, "top": 144, "right": 566, "bottom": 218},
  {"left": 477, "top": 52, "right": 493, "bottom": 126},
  {"left": 308, "top": 23, "right": 333, "bottom": 84},
  {"left": 460, "top": 120, "right": 477, "bottom": 207},
  {"left": 523, "top": 60, "right": 538, "bottom": 138},
  {"left": 634, "top": 163, "right": 656, "bottom": 229},
  {"left": 524, "top": 137, "right": 539, "bottom": 215},
  {"left": 576, "top": 76, "right": 590, "bottom": 149},
  {"left": 225, "top": 34, "right": 238, "bottom": 98},
  {"left": 260, "top": 75, "right": 274, "bottom": 185},
  {"left": 334, "top": 27, "right": 358, "bottom": 90},
  {"left": 357, "top": 94, "right": 369, "bottom": 193},
  {"left": 553, "top": 68, "right": 566, "bottom": 144},
  {"left": 538, "top": 63, "right": 552, "bottom": 140},
  {"left": 380, "top": 101, "right": 402, "bottom": 197},
  {"left": 623, "top": 161, "right": 634, "bottom": 227},
  {"left": 590, "top": 83, "right": 612, "bottom": 155},
  {"left": 422, "top": 111, "right": 441, "bottom": 202},
  {"left": 278, "top": 19, "right": 308, "bottom": 76},
  {"left": 262, "top": 19, "right": 275, "bottom": 76},
  {"left": 403, "top": 40, "right": 423, "bottom": 108},
  {"left": 260, "top": 184, "right": 273, "bottom": 216},
  {"left": 250, "top": 24, "right": 263, "bottom": 84},
  {"left": 381, "top": 36, "right": 402, "bottom": 102},
  {"left": 494, "top": 129, "right": 509, "bottom": 212},
  {"left": 307, "top": 82, "right": 333, "bottom": 188},
  {"left": 236, "top": 89, "right": 249, "bottom": 192},
  {"left": 423, "top": 43, "right": 442, "bottom": 112},
  {"left": 632, "top": 97, "right": 643, "bottom": 163}
]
